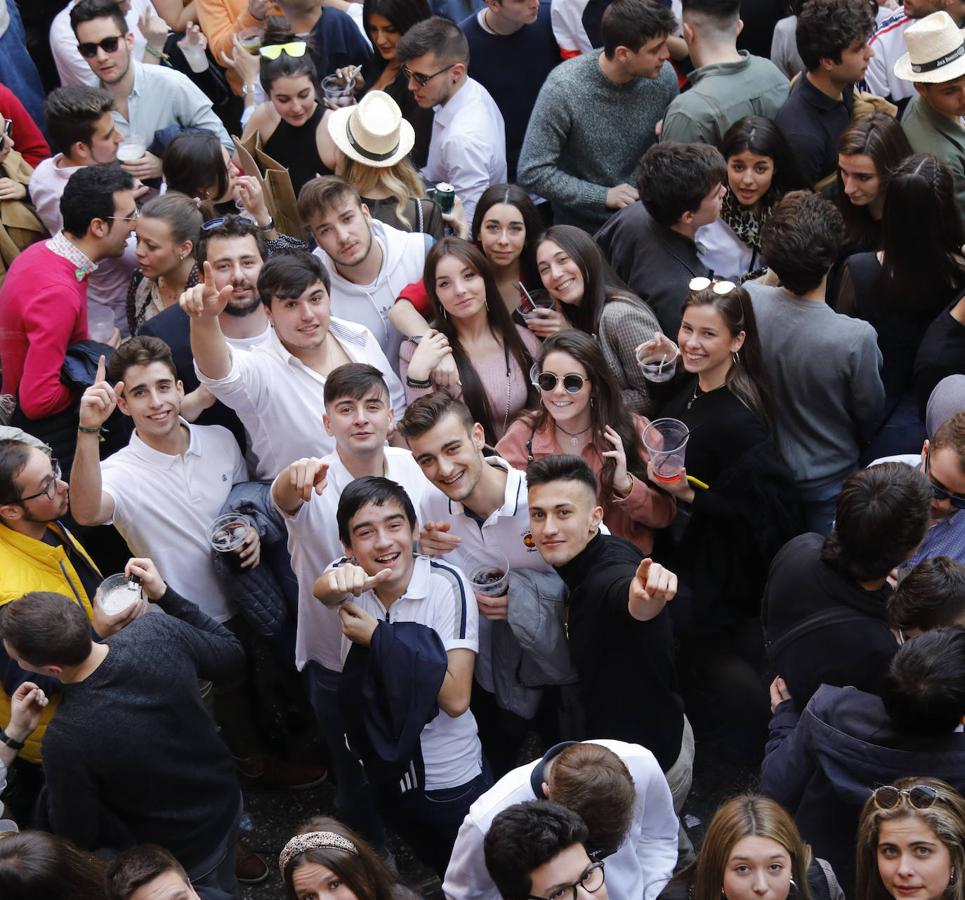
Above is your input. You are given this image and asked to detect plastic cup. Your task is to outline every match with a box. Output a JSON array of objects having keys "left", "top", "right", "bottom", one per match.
[
  {"left": 98, "top": 573, "right": 143, "bottom": 616},
  {"left": 238, "top": 25, "right": 264, "bottom": 54},
  {"left": 117, "top": 136, "right": 147, "bottom": 163},
  {"left": 517, "top": 286, "right": 555, "bottom": 320},
  {"left": 637, "top": 345, "right": 675, "bottom": 383},
  {"left": 642, "top": 418, "right": 690, "bottom": 483},
  {"left": 207, "top": 513, "right": 253, "bottom": 571},
  {"left": 467, "top": 553, "right": 509, "bottom": 597},
  {"left": 87, "top": 301, "right": 116, "bottom": 343},
  {"left": 322, "top": 75, "right": 355, "bottom": 107}
]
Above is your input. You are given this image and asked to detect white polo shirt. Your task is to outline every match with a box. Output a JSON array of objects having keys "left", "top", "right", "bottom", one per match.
[
  {"left": 274, "top": 445, "right": 442, "bottom": 672},
  {"left": 196, "top": 321, "right": 405, "bottom": 480},
  {"left": 100, "top": 420, "right": 248, "bottom": 622},
  {"left": 419, "top": 456, "right": 554, "bottom": 692},
  {"left": 334, "top": 554, "right": 482, "bottom": 790}
]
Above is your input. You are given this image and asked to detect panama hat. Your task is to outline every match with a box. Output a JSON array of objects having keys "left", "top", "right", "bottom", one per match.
[
  {"left": 327, "top": 90, "right": 415, "bottom": 169},
  {"left": 894, "top": 11, "right": 965, "bottom": 83}
]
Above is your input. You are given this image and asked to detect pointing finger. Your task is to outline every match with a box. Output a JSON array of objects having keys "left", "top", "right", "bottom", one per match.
[{"left": 95, "top": 354, "right": 106, "bottom": 383}]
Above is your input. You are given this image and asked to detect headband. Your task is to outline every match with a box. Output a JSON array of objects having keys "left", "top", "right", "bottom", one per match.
[{"left": 279, "top": 831, "right": 358, "bottom": 876}]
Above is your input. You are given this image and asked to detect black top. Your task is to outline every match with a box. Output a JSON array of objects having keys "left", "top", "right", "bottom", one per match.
[
  {"left": 264, "top": 102, "right": 332, "bottom": 197},
  {"left": 913, "top": 296, "right": 965, "bottom": 417},
  {"left": 362, "top": 195, "right": 445, "bottom": 239},
  {"left": 555, "top": 532, "right": 684, "bottom": 771}
]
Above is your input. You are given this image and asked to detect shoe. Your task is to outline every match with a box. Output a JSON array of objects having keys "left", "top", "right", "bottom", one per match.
[
  {"left": 236, "top": 841, "right": 269, "bottom": 884},
  {"left": 241, "top": 757, "right": 328, "bottom": 790}
]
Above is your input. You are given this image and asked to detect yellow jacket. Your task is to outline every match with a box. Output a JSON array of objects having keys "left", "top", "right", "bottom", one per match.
[{"left": 0, "top": 522, "right": 99, "bottom": 763}]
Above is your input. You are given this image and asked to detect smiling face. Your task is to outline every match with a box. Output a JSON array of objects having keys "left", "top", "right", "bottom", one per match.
[
  {"left": 324, "top": 386, "right": 394, "bottom": 458},
  {"left": 308, "top": 198, "right": 375, "bottom": 269},
  {"left": 528, "top": 477, "right": 603, "bottom": 567},
  {"left": 721, "top": 835, "right": 793, "bottom": 900},
  {"left": 877, "top": 815, "right": 953, "bottom": 900},
  {"left": 407, "top": 411, "right": 487, "bottom": 503},
  {"left": 838, "top": 153, "right": 881, "bottom": 208},
  {"left": 538, "top": 351, "right": 591, "bottom": 430},
  {"left": 477, "top": 202, "right": 527, "bottom": 270},
  {"left": 264, "top": 279, "right": 332, "bottom": 351},
  {"left": 135, "top": 216, "right": 190, "bottom": 280},
  {"left": 433, "top": 253, "right": 488, "bottom": 320},
  {"left": 536, "top": 239, "right": 585, "bottom": 306},
  {"left": 677, "top": 303, "right": 744, "bottom": 386},
  {"left": 204, "top": 234, "right": 264, "bottom": 317},
  {"left": 343, "top": 497, "right": 417, "bottom": 588},
  {"left": 116, "top": 361, "right": 185, "bottom": 440},
  {"left": 75, "top": 16, "right": 134, "bottom": 85},
  {"left": 727, "top": 151, "right": 775, "bottom": 208},
  {"left": 367, "top": 12, "right": 401, "bottom": 61},
  {"left": 269, "top": 74, "right": 319, "bottom": 127}
]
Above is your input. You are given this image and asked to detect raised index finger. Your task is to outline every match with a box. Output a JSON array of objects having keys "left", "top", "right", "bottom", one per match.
[
  {"left": 95, "top": 354, "right": 106, "bottom": 384},
  {"left": 203, "top": 259, "right": 215, "bottom": 285},
  {"left": 634, "top": 557, "right": 652, "bottom": 587}
]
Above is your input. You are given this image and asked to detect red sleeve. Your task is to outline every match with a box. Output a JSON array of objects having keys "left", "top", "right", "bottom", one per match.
[
  {"left": 0, "top": 84, "right": 50, "bottom": 169},
  {"left": 394, "top": 279, "right": 431, "bottom": 316}
]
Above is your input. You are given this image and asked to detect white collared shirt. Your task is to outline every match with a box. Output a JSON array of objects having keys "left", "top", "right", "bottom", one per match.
[
  {"left": 422, "top": 77, "right": 507, "bottom": 222},
  {"left": 195, "top": 322, "right": 406, "bottom": 480},
  {"left": 100, "top": 420, "right": 248, "bottom": 622}
]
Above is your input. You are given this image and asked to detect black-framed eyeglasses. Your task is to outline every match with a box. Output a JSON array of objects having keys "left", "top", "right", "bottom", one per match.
[
  {"left": 77, "top": 34, "right": 125, "bottom": 58},
  {"left": 19, "top": 459, "right": 62, "bottom": 503},
  {"left": 872, "top": 785, "right": 939, "bottom": 812},
  {"left": 534, "top": 371, "right": 589, "bottom": 394},
  {"left": 402, "top": 63, "right": 455, "bottom": 87},
  {"left": 527, "top": 861, "right": 605, "bottom": 900},
  {"left": 925, "top": 451, "right": 965, "bottom": 510}
]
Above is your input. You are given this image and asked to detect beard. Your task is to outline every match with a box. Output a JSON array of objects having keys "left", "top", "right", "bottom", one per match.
[{"left": 221, "top": 288, "right": 263, "bottom": 318}]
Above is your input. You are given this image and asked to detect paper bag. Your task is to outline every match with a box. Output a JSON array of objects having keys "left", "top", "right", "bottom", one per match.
[{"left": 232, "top": 133, "right": 304, "bottom": 240}]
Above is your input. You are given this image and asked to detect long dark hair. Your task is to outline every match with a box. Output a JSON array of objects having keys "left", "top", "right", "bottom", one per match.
[
  {"left": 537, "top": 225, "right": 634, "bottom": 335},
  {"left": 162, "top": 131, "right": 229, "bottom": 215},
  {"left": 471, "top": 183, "right": 543, "bottom": 288},
  {"left": 424, "top": 238, "right": 536, "bottom": 444},
  {"left": 877, "top": 153, "right": 965, "bottom": 319},
  {"left": 682, "top": 284, "right": 775, "bottom": 428},
  {"left": 362, "top": 0, "right": 431, "bottom": 76},
  {"left": 526, "top": 330, "right": 649, "bottom": 508},
  {"left": 721, "top": 116, "right": 807, "bottom": 200},
  {"left": 0, "top": 831, "right": 107, "bottom": 900},
  {"left": 260, "top": 16, "right": 320, "bottom": 95}
]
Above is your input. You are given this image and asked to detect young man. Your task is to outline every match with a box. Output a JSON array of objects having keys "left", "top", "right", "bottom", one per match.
[
  {"left": 314, "top": 477, "right": 487, "bottom": 876},
  {"left": 446, "top": 740, "right": 678, "bottom": 900},
  {"left": 396, "top": 16, "right": 507, "bottom": 221},
  {"left": 70, "top": 0, "right": 232, "bottom": 182},
  {"left": 775, "top": 0, "right": 877, "bottom": 187},
  {"left": 524, "top": 456, "right": 692, "bottom": 846},
  {"left": 0, "top": 562, "right": 245, "bottom": 897},
  {"left": 298, "top": 176, "right": 430, "bottom": 370},
  {"left": 459, "top": 0, "right": 560, "bottom": 181},
  {"left": 484, "top": 801, "right": 607, "bottom": 900},
  {"left": 595, "top": 142, "right": 724, "bottom": 337},
  {"left": 184, "top": 250, "right": 405, "bottom": 479},
  {"left": 659, "top": 0, "right": 789, "bottom": 146},
  {"left": 747, "top": 191, "right": 885, "bottom": 532},
  {"left": 896, "top": 11, "right": 965, "bottom": 222},
  {"left": 106, "top": 844, "right": 201, "bottom": 900},
  {"left": 763, "top": 463, "right": 933, "bottom": 709},
  {"left": 519, "top": 0, "right": 678, "bottom": 233}
]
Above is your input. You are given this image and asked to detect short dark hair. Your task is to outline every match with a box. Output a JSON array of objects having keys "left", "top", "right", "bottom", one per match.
[
  {"left": 681, "top": 0, "right": 740, "bottom": 26},
  {"left": 395, "top": 16, "right": 469, "bottom": 65},
  {"left": 398, "top": 393, "right": 475, "bottom": 442},
  {"left": 484, "top": 801, "right": 590, "bottom": 900},
  {"left": 796, "top": 0, "right": 876, "bottom": 71},
  {"left": 70, "top": 0, "right": 128, "bottom": 35},
  {"left": 323, "top": 363, "right": 389, "bottom": 407},
  {"left": 888, "top": 557, "right": 965, "bottom": 633},
  {"left": 761, "top": 191, "right": 843, "bottom": 293},
  {"left": 44, "top": 85, "right": 114, "bottom": 156},
  {"left": 821, "top": 463, "right": 933, "bottom": 582},
  {"left": 298, "top": 175, "right": 363, "bottom": 226},
  {"left": 526, "top": 454, "right": 599, "bottom": 499},
  {"left": 601, "top": 0, "right": 676, "bottom": 58},
  {"left": 336, "top": 476, "right": 417, "bottom": 546},
  {"left": 197, "top": 213, "right": 266, "bottom": 267},
  {"left": 256, "top": 250, "right": 331, "bottom": 309},
  {"left": 105, "top": 845, "right": 190, "bottom": 900},
  {"left": 932, "top": 411, "right": 965, "bottom": 472},
  {"left": 60, "top": 164, "right": 134, "bottom": 238},
  {"left": 636, "top": 143, "right": 726, "bottom": 227},
  {"left": 0, "top": 592, "right": 92, "bottom": 667},
  {"left": 106, "top": 335, "right": 178, "bottom": 384},
  {"left": 0, "top": 439, "right": 34, "bottom": 506},
  {"left": 882, "top": 628, "right": 965, "bottom": 736},
  {"left": 162, "top": 131, "right": 230, "bottom": 209}
]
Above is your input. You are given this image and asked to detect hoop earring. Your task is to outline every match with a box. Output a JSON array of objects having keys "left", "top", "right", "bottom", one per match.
[
  {"left": 788, "top": 878, "right": 798, "bottom": 897},
  {"left": 441, "top": 306, "right": 448, "bottom": 319},
  {"left": 732, "top": 350, "right": 741, "bottom": 366}
]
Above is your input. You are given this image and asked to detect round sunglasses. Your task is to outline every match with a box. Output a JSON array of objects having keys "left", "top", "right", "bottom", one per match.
[
  {"left": 872, "top": 785, "right": 938, "bottom": 812},
  {"left": 532, "top": 370, "right": 589, "bottom": 393}
]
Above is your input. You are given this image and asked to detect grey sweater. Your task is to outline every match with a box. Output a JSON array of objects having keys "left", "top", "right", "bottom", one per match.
[
  {"left": 518, "top": 51, "right": 678, "bottom": 232},
  {"left": 747, "top": 283, "right": 885, "bottom": 490}
]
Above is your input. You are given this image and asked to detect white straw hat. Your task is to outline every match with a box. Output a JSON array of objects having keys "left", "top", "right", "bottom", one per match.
[
  {"left": 894, "top": 11, "right": 965, "bottom": 83},
  {"left": 327, "top": 91, "right": 415, "bottom": 169}
]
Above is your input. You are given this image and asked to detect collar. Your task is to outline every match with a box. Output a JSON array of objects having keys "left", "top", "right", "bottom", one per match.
[
  {"left": 529, "top": 740, "right": 578, "bottom": 797},
  {"left": 687, "top": 50, "right": 751, "bottom": 85},
  {"left": 127, "top": 418, "right": 199, "bottom": 467},
  {"left": 399, "top": 554, "right": 432, "bottom": 601},
  {"left": 446, "top": 456, "right": 523, "bottom": 524},
  {"left": 46, "top": 231, "right": 98, "bottom": 281},
  {"left": 0, "top": 519, "right": 95, "bottom": 567},
  {"left": 128, "top": 60, "right": 145, "bottom": 97},
  {"left": 799, "top": 73, "right": 853, "bottom": 111},
  {"left": 434, "top": 77, "right": 473, "bottom": 125}
]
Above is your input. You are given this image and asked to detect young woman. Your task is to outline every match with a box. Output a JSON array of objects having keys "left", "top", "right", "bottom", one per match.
[
  {"left": 659, "top": 794, "right": 843, "bottom": 900},
  {"left": 0, "top": 110, "right": 46, "bottom": 283},
  {"left": 0, "top": 831, "right": 107, "bottom": 900},
  {"left": 496, "top": 330, "right": 675, "bottom": 556},
  {"left": 535, "top": 225, "right": 662, "bottom": 415},
  {"left": 399, "top": 238, "right": 539, "bottom": 444},
  {"left": 833, "top": 154, "right": 965, "bottom": 458},
  {"left": 242, "top": 18, "right": 339, "bottom": 196},
  {"left": 696, "top": 116, "right": 806, "bottom": 281},
  {"left": 835, "top": 113, "right": 912, "bottom": 255},
  {"left": 855, "top": 778, "right": 965, "bottom": 900},
  {"left": 127, "top": 192, "right": 203, "bottom": 334}
]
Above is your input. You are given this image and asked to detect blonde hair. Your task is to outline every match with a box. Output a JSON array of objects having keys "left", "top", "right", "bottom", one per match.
[{"left": 343, "top": 156, "right": 426, "bottom": 229}]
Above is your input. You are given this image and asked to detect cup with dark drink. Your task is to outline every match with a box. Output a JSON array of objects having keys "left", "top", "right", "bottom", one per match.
[
  {"left": 467, "top": 552, "right": 509, "bottom": 597},
  {"left": 207, "top": 513, "right": 254, "bottom": 571}
]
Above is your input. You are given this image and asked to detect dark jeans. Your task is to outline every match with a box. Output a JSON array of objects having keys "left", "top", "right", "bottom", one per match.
[
  {"left": 470, "top": 681, "right": 530, "bottom": 779},
  {"left": 188, "top": 796, "right": 242, "bottom": 900}
]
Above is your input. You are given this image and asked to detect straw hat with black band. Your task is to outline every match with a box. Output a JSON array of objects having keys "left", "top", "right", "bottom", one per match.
[
  {"left": 894, "top": 10, "right": 965, "bottom": 84},
  {"left": 328, "top": 91, "right": 415, "bottom": 169}
]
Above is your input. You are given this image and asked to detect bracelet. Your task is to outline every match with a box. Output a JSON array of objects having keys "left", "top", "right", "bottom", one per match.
[
  {"left": 144, "top": 44, "right": 168, "bottom": 60},
  {"left": 256, "top": 216, "right": 275, "bottom": 232},
  {"left": 405, "top": 375, "right": 432, "bottom": 389},
  {"left": 0, "top": 727, "right": 25, "bottom": 751},
  {"left": 78, "top": 425, "right": 101, "bottom": 435}
]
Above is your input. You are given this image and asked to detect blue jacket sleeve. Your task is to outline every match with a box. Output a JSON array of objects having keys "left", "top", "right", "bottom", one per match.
[{"left": 759, "top": 698, "right": 812, "bottom": 810}]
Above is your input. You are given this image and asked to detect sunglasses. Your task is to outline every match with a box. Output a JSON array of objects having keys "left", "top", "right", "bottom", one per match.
[
  {"left": 925, "top": 451, "right": 965, "bottom": 510},
  {"left": 533, "top": 371, "right": 589, "bottom": 393},
  {"left": 872, "top": 785, "right": 939, "bottom": 812},
  {"left": 77, "top": 34, "right": 125, "bottom": 58},
  {"left": 402, "top": 63, "right": 455, "bottom": 87},
  {"left": 689, "top": 276, "right": 737, "bottom": 295},
  {"left": 259, "top": 41, "right": 307, "bottom": 59}
]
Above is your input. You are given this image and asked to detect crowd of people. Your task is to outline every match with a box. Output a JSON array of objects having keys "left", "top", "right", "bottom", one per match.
[{"left": 0, "top": 0, "right": 964, "bottom": 896}]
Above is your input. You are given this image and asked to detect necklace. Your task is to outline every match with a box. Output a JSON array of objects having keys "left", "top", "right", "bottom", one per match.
[
  {"left": 686, "top": 383, "right": 703, "bottom": 410},
  {"left": 555, "top": 420, "right": 592, "bottom": 448}
]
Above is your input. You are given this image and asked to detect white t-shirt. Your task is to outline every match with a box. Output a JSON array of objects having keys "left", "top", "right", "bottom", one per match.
[
  {"left": 274, "top": 445, "right": 441, "bottom": 672},
  {"left": 696, "top": 218, "right": 758, "bottom": 282},
  {"left": 333, "top": 554, "right": 482, "bottom": 790},
  {"left": 100, "top": 420, "right": 248, "bottom": 622}
]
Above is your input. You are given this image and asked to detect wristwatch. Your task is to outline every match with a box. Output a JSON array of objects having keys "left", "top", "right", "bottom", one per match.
[
  {"left": 256, "top": 216, "right": 275, "bottom": 232},
  {"left": 0, "top": 728, "right": 25, "bottom": 751}
]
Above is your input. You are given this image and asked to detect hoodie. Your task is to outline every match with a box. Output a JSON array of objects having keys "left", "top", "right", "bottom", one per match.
[{"left": 314, "top": 219, "right": 430, "bottom": 373}]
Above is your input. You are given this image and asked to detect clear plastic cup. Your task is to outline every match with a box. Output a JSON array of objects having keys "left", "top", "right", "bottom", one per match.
[
  {"left": 637, "top": 345, "right": 676, "bottom": 382},
  {"left": 238, "top": 25, "right": 264, "bottom": 54},
  {"left": 642, "top": 418, "right": 690, "bottom": 483},
  {"left": 117, "top": 135, "right": 147, "bottom": 163},
  {"left": 321, "top": 75, "right": 355, "bottom": 107},
  {"left": 207, "top": 513, "right": 253, "bottom": 571},
  {"left": 98, "top": 573, "right": 143, "bottom": 615},
  {"left": 87, "top": 301, "right": 116, "bottom": 343},
  {"left": 517, "top": 285, "right": 556, "bottom": 320},
  {"left": 468, "top": 553, "right": 509, "bottom": 597}
]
